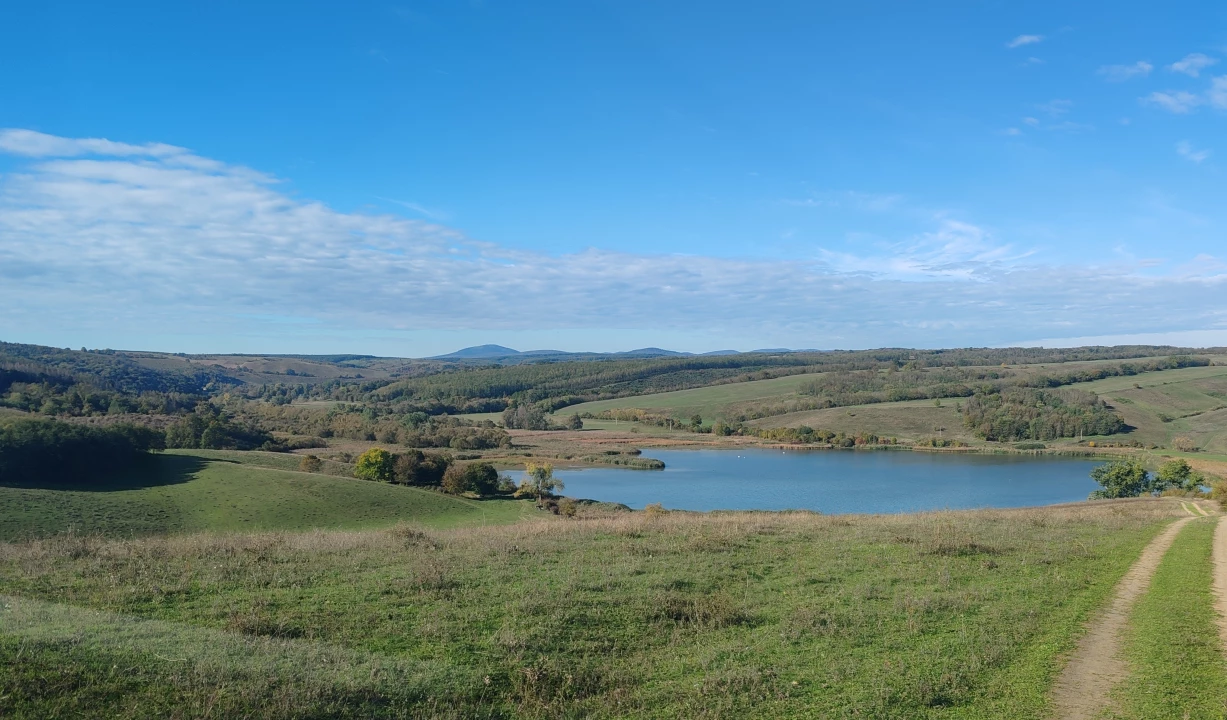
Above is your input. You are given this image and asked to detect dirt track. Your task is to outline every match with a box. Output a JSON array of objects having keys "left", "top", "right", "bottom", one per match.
[{"left": 1048, "top": 513, "right": 1199, "bottom": 720}]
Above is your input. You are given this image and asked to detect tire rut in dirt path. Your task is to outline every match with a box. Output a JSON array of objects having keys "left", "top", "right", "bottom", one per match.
[
  {"left": 1048, "top": 515, "right": 1198, "bottom": 720},
  {"left": 1213, "top": 515, "right": 1227, "bottom": 653}
]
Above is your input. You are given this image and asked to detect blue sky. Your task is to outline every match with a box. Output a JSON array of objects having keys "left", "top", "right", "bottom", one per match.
[{"left": 1, "top": 1, "right": 1226, "bottom": 355}]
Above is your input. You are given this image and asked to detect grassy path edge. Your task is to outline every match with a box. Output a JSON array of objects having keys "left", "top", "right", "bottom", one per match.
[
  {"left": 1215, "top": 515, "right": 1227, "bottom": 651},
  {"left": 1048, "top": 514, "right": 1198, "bottom": 720}
]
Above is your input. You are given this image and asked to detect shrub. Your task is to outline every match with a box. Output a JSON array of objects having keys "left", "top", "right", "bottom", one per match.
[
  {"left": 298, "top": 454, "right": 323, "bottom": 473},
  {"left": 1172, "top": 436, "right": 1199, "bottom": 452},
  {"left": 1210, "top": 479, "right": 1227, "bottom": 509}
]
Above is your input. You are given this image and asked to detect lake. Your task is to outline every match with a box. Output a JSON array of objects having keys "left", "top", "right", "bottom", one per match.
[{"left": 516, "top": 449, "right": 1104, "bottom": 514}]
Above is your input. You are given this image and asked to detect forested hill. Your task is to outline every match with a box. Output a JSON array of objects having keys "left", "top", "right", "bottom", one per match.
[
  {"left": 249, "top": 345, "right": 1222, "bottom": 415},
  {"left": 0, "top": 342, "right": 237, "bottom": 394},
  {"left": 4, "top": 339, "right": 1222, "bottom": 421}
]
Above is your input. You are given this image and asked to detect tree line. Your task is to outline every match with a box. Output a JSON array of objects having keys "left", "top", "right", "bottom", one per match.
[{"left": 0, "top": 418, "right": 164, "bottom": 484}]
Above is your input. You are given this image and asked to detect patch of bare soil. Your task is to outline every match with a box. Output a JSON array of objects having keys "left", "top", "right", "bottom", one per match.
[{"left": 1048, "top": 514, "right": 1198, "bottom": 720}]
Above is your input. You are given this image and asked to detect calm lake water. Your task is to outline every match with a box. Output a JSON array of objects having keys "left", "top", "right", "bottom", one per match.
[{"left": 516, "top": 449, "right": 1103, "bottom": 514}]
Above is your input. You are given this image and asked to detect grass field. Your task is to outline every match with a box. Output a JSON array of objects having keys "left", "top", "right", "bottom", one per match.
[
  {"left": 1075, "top": 365, "right": 1227, "bottom": 453},
  {"left": 1108, "top": 517, "right": 1227, "bottom": 718},
  {"left": 537, "top": 361, "right": 1227, "bottom": 453},
  {"left": 0, "top": 499, "right": 1188, "bottom": 719},
  {"left": 751, "top": 398, "right": 974, "bottom": 443},
  {"left": 0, "top": 452, "right": 540, "bottom": 542},
  {"left": 556, "top": 373, "right": 826, "bottom": 421}
]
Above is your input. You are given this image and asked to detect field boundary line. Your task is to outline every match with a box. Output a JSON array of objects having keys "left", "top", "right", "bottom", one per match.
[{"left": 1048, "top": 516, "right": 1197, "bottom": 720}]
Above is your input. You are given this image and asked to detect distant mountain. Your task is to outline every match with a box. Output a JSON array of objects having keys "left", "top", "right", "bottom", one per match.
[
  {"left": 430, "top": 344, "right": 521, "bottom": 359},
  {"left": 428, "top": 345, "right": 796, "bottom": 362},
  {"left": 614, "top": 347, "right": 688, "bottom": 357}
]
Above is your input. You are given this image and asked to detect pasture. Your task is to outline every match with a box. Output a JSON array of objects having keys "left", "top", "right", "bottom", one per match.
[
  {"left": 554, "top": 372, "right": 825, "bottom": 420},
  {"left": 0, "top": 499, "right": 1192, "bottom": 719},
  {"left": 1078, "top": 365, "right": 1227, "bottom": 453},
  {"left": 0, "top": 451, "right": 537, "bottom": 542}
]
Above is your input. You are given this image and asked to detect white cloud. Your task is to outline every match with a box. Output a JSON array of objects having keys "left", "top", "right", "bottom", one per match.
[
  {"left": 1045, "top": 121, "right": 1096, "bottom": 133},
  {"left": 1168, "top": 53, "right": 1218, "bottom": 77},
  {"left": 1176, "top": 140, "right": 1211, "bottom": 163},
  {"left": 1, "top": 130, "right": 1225, "bottom": 350},
  {"left": 1007, "top": 35, "right": 1043, "bottom": 49},
  {"left": 0, "top": 128, "right": 185, "bottom": 158},
  {"left": 1022, "top": 117, "right": 1040, "bottom": 126},
  {"left": 1097, "top": 61, "right": 1153, "bottom": 82},
  {"left": 1002, "top": 128, "right": 1022, "bottom": 136},
  {"left": 1209, "top": 76, "right": 1227, "bottom": 109},
  {"left": 818, "top": 219, "right": 1031, "bottom": 282},
  {"left": 1037, "top": 99, "right": 1073, "bottom": 117},
  {"left": 1143, "top": 90, "right": 1202, "bottom": 113},
  {"left": 781, "top": 191, "right": 903, "bottom": 212}
]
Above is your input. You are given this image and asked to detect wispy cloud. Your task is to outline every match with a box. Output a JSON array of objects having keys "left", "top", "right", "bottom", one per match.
[
  {"left": 1037, "top": 99, "right": 1073, "bottom": 117},
  {"left": 1176, "top": 140, "right": 1211, "bottom": 164},
  {"left": 781, "top": 191, "right": 903, "bottom": 213},
  {"left": 1143, "top": 90, "right": 1202, "bottom": 113},
  {"left": 818, "top": 219, "right": 1032, "bottom": 281},
  {"left": 376, "top": 197, "right": 448, "bottom": 220},
  {"left": 0, "top": 128, "right": 185, "bottom": 159},
  {"left": 1209, "top": 76, "right": 1227, "bottom": 109},
  {"left": 1097, "top": 61, "right": 1152, "bottom": 82},
  {"left": 1168, "top": 53, "right": 1218, "bottom": 77},
  {"left": 1, "top": 130, "right": 1224, "bottom": 350},
  {"left": 1007, "top": 35, "right": 1043, "bottom": 49}
]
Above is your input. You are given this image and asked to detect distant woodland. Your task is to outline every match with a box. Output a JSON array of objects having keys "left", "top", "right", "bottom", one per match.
[{"left": 1, "top": 340, "right": 1221, "bottom": 453}]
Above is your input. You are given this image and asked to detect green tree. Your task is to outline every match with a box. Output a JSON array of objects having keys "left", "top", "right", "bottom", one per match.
[
  {"left": 200, "top": 422, "right": 228, "bottom": 450},
  {"left": 354, "top": 447, "right": 394, "bottom": 482},
  {"left": 464, "top": 462, "right": 500, "bottom": 495},
  {"left": 519, "top": 462, "right": 563, "bottom": 503},
  {"left": 1155, "top": 459, "right": 1203, "bottom": 492},
  {"left": 1089, "top": 459, "right": 1152, "bottom": 499},
  {"left": 565, "top": 413, "right": 584, "bottom": 430}
]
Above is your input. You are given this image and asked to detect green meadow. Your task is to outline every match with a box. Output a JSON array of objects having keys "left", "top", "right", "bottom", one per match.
[
  {"left": 0, "top": 451, "right": 537, "bottom": 542},
  {"left": 0, "top": 499, "right": 1188, "bottom": 719},
  {"left": 555, "top": 373, "right": 825, "bottom": 421}
]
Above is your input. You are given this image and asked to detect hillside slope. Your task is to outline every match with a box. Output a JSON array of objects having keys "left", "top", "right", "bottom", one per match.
[{"left": 0, "top": 451, "right": 536, "bottom": 541}]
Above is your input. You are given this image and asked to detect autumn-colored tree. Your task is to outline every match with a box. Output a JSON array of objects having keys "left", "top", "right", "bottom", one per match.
[{"left": 354, "top": 447, "right": 394, "bottom": 482}]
